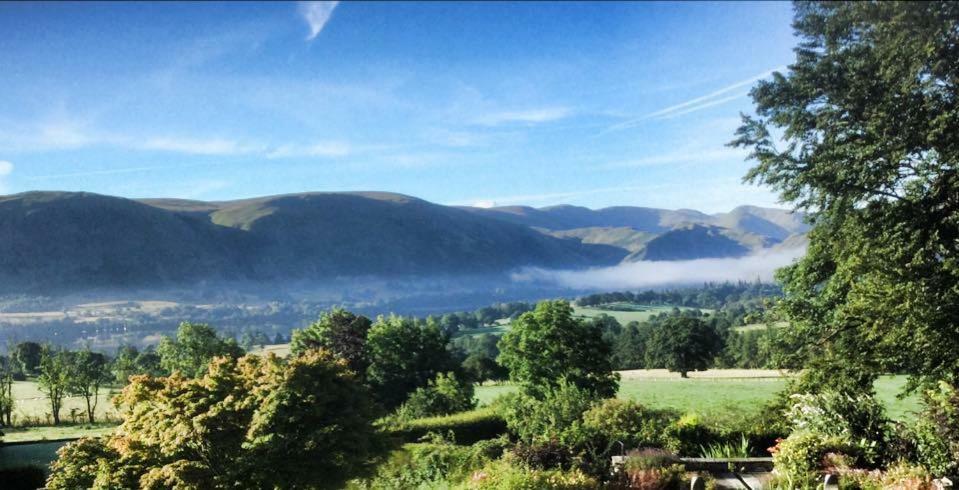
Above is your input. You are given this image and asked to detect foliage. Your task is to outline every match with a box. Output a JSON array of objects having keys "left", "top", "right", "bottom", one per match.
[
  {"left": 498, "top": 300, "right": 619, "bottom": 399},
  {"left": 366, "top": 314, "right": 459, "bottom": 409},
  {"left": 11, "top": 342, "right": 42, "bottom": 375},
  {"left": 732, "top": 0, "right": 959, "bottom": 391},
  {"left": 67, "top": 349, "right": 110, "bottom": 423},
  {"left": 836, "top": 462, "right": 937, "bottom": 490},
  {"left": 37, "top": 346, "right": 71, "bottom": 425},
  {"left": 155, "top": 322, "right": 243, "bottom": 378},
  {"left": 784, "top": 391, "right": 888, "bottom": 465},
  {"left": 770, "top": 432, "right": 859, "bottom": 489},
  {"left": 909, "top": 381, "right": 959, "bottom": 476},
  {"left": 500, "top": 381, "right": 598, "bottom": 447},
  {"left": 356, "top": 437, "right": 507, "bottom": 489},
  {"left": 112, "top": 345, "right": 165, "bottom": 384},
  {"left": 464, "top": 458, "right": 600, "bottom": 490},
  {"left": 290, "top": 307, "right": 372, "bottom": 376},
  {"left": 663, "top": 414, "right": 716, "bottom": 456},
  {"left": 699, "top": 435, "right": 751, "bottom": 459},
  {"left": 580, "top": 398, "right": 677, "bottom": 452},
  {"left": 645, "top": 317, "right": 723, "bottom": 378},
  {"left": 0, "top": 355, "right": 15, "bottom": 426},
  {"left": 47, "top": 350, "right": 380, "bottom": 489},
  {"left": 396, "top": 371, "right": 476, "bottom": 419},
  {"left": 620, "top": 449, "right": 685, "bottom": 490},
  {"left": 384, "top": 407, "right": 507, "bottom": 445}
]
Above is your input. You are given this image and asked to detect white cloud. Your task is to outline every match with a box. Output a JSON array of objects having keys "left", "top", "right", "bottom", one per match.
[
  {"left": 512, "top": 247, "right": 805, "bottom": 290},
  {"left": 140, "top": 137, "right": 261, "bottom": 156},
  {"left": 299, "top": 1, "right": 340, "bottom": 41},
  {"left": 601, "top": 147, "right": 747, "bottom": 168},
  {"left": 267, "top": 141, "right": 351, "bottom": 159},
  {"left": 0, "top": 160, "right": 12, "bottom": 194},
  {"left": 476, "top": 107, "right": 570, "bottom": 126},
  {"left": 606, "top": 66, "right": 784, "bottom": 131}
]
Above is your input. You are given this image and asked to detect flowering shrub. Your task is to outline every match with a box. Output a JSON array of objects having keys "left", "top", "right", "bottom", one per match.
[{"left": 770, "top": 431, "right": 858, "bottom": 488}]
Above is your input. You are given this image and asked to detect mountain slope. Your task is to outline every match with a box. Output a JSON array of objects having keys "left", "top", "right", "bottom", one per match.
[
  {"left": 626, "top": 224, "right": 752, "bottom": 261},
  {"left": 0, "top": 191, "right": 627, "bottom": 293}
]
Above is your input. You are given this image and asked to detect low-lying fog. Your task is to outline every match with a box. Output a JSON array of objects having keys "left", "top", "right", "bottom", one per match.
[{"left": 510, "top": 247, "right": 806, "bottom": 290}]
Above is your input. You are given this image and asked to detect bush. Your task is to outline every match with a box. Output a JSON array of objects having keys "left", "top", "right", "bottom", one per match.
[
  {"left": 837, "top": 462, "right": 936, "bottom": 490},
  {"left": 500, "top": 381, "right": 598, "bottom": 447},
  {"left": 580, "top": 399, "right": 677, "bottom": 451},
  {"left": 664, "top": 414, "right": 717, "bottom": 456},
  {"left": 396, "top": 372, "right": 476, "bottom": 419},
  {"left": 464, "top": 458, "right": 600, "bottom": 489},
  {"left": 784, "top": 391, "right": 888, "bottom": 465},
  {"left": 386, "top": 408, "right": 508, "bottom": 445},
  {"left": 0, "top": 466, "right": 47, "bottom": 490},
  {"left": 910, "top": 381, "right": 959, "bottom": 476},
  {"left": 358, "top": 437, "right": 506, "bottom": 489},
  {"left": 620, "top": 449, "right": 685, "bottom": 490},
  {"left": 770, "top": 432, "right": 859, "bottom": 488}
]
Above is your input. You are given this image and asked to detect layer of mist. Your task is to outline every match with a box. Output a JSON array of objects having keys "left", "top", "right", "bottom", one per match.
[{"left": 510, "top": 246, "right": 806, "bottom": 290}]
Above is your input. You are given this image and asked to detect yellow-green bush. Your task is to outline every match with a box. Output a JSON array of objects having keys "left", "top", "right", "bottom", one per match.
[
  {"left": 385, "top": 407, "right": 507, "bottom": 445},
  {"left": 461, "top": 459, "right": 599, "bottom": 489}
]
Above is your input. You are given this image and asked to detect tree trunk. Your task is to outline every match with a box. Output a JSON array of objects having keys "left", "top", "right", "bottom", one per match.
[
  {"left": 680, "top": 371, "right": 688, "bottom": 378},
  {"left": 86, "top": 392, "right": 97, "bottom": 423}
]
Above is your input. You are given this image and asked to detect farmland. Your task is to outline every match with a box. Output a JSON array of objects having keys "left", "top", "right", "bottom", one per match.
[
  {"left": 476, "top": 370, "right": 921, "bottom": 422},
  {"left": 572, "top": 304, "right": 711, "bottom": 325}
]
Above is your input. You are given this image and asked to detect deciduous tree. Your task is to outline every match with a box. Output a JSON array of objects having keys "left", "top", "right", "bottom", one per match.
[{"left": 731, "top": 1, "right": 959, "bottom": 390}]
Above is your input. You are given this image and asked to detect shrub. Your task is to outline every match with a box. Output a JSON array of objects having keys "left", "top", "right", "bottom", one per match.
[
  {"left": 910, "top": 381, "right": 959, "bottom": 476},
  {"left": 784, "top": 391, "right": 888, "bottom": 465},
  {"left": 836, "top": 462, "right": 936, "bottom": 490},
  {"left": 396, "top": 371, "right": 476, "bottom": 419},
  {"left": 664, "top": 414, "right": 717, "bottom": 456},
  {"left": 464, "top": 458, "right": 600, "bottom": 489},
  {"left": 621, "top": 449, "right": 685, "bottom": 490},
  {"left": 510, "top": 440, "right": 574, "bottom": 471},
  {"left": 386, "top": 407, "right": 508, "bottom": 445},
  {"left": 500, "top": 381, "right": 598, "bottom": 447},
  {"left": 580, "top": 399, "right": 677, "bottom": 451},
  {"left": 358, "top": 437, "right": 506, "bottom": 489},
  {"left": 770, "top": 431, "right": 859, "bottom": 488}
]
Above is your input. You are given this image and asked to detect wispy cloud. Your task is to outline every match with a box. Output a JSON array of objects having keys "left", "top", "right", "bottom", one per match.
[
  {"left": 299, "top": 1, "right": 340, "bottom": 41},
  {"left": 600, "top": 146, "right": 747, "bottom": 169},
  {"left": 606, "top": 67, "right": 783, "bottom": 132},
  {"left": 267, "top": 141, "right": 351, "bottom": 159},
  {"left": 25, "top": 162, "right": 228, "bottom": 181},
  {"left": 0, "top": 161, "right": 13, "bottom": 194},
  {"left": 476, "top": 107, "right": 571, "bottom": 126},
  {"left": 141, "top": 137, "right": 262, "bottom": 156}
]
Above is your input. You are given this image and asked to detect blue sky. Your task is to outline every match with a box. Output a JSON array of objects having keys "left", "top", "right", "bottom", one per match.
[{"left": 0, "top": 1, "right": 797, "bottom": 212}]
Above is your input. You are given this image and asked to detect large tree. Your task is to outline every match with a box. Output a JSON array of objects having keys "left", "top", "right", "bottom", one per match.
[
  {"left": 645, "top": 317, "right": 723, "bottom": 378},
  {"left": 498, "top": 300, "right": 619, "bottom": 398},
  {"left": 365, "top": 315, "right": 459, "bottom": 409},
  {"left": 47, "top": 351, "right": 380, "bottom": 489},
  {"left": 156, "top": 322, "right": 243, "bottom": 378},
  {"left": 732, "top": 1, "right": 959, "bottom": 391},
  {"left": 68, "top": 349, "right": 110, "bottom": 423},
  {"left": 290, "top": 308, "right": 372, "bottom": 376},
  {"left": 37, "top": 347, "right": 71, "bottom": 425}
]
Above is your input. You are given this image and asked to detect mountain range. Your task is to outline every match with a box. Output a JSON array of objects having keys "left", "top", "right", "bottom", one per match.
[{"left": 0, "top": 191, "right": 808, "bottom": 294}]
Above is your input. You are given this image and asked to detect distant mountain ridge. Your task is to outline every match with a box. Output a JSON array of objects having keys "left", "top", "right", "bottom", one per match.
[{"left": 0, "top": 191, "right": 807, "bottom": 293}]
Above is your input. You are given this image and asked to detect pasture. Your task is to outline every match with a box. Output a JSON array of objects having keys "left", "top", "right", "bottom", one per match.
[
  {"left": 475, "top": 370, "right": 921, "bottom": 422},
  {"left": 572, "top": 304, "right": 711, "bottom": 325}
]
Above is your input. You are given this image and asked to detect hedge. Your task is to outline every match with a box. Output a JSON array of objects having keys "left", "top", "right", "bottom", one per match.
[{"left": 386, "top": 408, "right": 507, "bottom": 445}]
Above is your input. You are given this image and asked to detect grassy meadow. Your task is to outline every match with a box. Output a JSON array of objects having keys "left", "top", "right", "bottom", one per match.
[
  {"left": 476, "top": 370, "right": 921, "bottom": 422},
  {"left": 572, "top": 304, "right": 711, "bottom": 325}
]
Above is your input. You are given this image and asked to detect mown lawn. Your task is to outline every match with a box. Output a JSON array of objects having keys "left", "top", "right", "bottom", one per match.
[{"left": 475, "top": 371, "right": 921, "bottom": 422}]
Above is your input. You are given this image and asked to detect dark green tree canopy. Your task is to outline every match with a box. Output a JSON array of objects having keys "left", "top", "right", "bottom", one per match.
[
  {"left": 498, "top": 300, "right": 618, "bottom": 398},
  {"left": 156, "top": 322, "right": 244, "bottom": 378},
  {"left": 365, "top": 315, "right": 459, "bottom": 409},
  {"left": 732, "top": 1, "right": 959, "bottom": 390},
  {"left": 645, "top": 317, "right": 723, "bottom": 378},
  {"left": 290, "top": 307, "right": 372, "bottom": 376}
]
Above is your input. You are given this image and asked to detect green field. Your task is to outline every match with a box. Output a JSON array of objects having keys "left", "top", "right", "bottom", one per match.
[
  {"left": 573, "top": 304, "right": 711, "bottom": 325},
  {"left": 475, "top": 370, "right": 921, "bottom": 422},
  {"left": 11, "top": 381, "right": 120, "bottom": 426}
]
